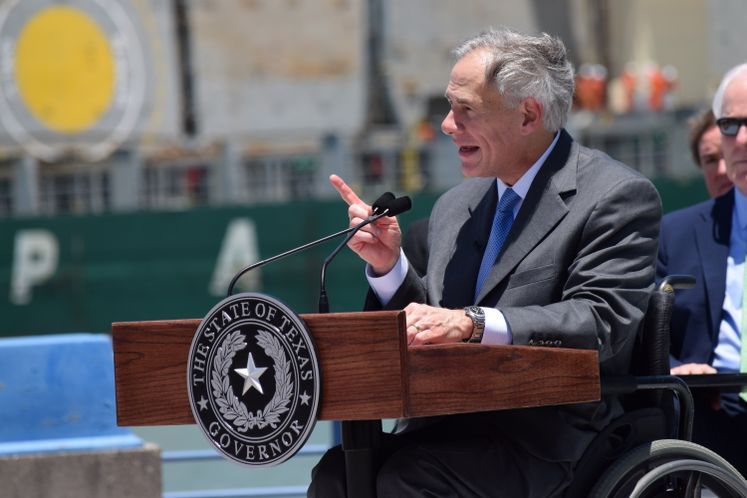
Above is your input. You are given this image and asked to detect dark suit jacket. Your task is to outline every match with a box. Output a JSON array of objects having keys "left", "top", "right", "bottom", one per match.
[
  {"left": 402, "top": 217, "right": 429, "bottom": 277},
  {"left": 657, "top": 190, "right": 733, "bottom": 366},
  {"left": 367, "top": 130, "right": 662, "bottom": 464}
]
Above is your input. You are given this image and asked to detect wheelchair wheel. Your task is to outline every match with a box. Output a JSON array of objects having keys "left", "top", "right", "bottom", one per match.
[
  {"left": 589, "top": 439, "right": 747, "bottom": 498},
  {"left": 629, "top": 459, "right": 747, "bottom": 497}
]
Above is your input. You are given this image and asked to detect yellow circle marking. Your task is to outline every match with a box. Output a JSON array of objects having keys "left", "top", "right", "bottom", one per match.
[{"left": 14, "top": 6, "right": 116, "bottom": 134}]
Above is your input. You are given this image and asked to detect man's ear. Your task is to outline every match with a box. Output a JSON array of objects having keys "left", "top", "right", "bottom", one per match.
[{"left": 519, "top": 97, "right": 543, "bottom": 134}]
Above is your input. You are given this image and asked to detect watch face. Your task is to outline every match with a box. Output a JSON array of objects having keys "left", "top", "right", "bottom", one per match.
[{"left": 467, "top": 306, "right": 482, "bottom": 316}]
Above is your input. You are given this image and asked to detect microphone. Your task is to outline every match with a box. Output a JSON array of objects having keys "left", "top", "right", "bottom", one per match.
[
  {"left": 379, "top": 195, "right": 412, "bottom": 217},
  {"left": 225, "top": 193, "right": 411, "bottom": 298},
  {"left": 318, "top": 195, "right": 412, "bottom": 313},
  {"left": 372, "top": 192, "right": 395, "bottom": 215}
]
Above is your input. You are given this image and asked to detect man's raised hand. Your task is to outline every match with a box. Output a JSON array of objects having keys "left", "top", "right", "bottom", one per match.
[{"left": 329, "top": 174, "right": 402, "bottom": 275}]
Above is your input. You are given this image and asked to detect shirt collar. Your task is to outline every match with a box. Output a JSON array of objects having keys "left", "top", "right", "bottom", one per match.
[{"left": 496, "top": 131, "right": 561, "bottom": 199}]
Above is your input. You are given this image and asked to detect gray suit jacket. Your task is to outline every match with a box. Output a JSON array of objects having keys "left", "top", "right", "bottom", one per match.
[{"left": 368, "top": 130, "right": 662, "bottom": 464}]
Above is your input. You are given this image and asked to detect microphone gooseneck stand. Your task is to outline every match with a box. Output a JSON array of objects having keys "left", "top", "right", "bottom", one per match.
[
  {"left": 318, "top": 195, "right": 412, "bottom": 313},
  {"left": 225, "top": 192, "right": 399, "bottom": 298}
]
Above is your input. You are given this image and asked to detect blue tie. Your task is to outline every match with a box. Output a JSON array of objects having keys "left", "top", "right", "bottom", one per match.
[{"left": 474, "top": 188, "right": 520, "bottom": 301}]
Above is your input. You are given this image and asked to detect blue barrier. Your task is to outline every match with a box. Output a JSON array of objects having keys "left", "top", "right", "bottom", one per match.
[{"left": 0, "top": 333, "right": 142, "bottom": 455}]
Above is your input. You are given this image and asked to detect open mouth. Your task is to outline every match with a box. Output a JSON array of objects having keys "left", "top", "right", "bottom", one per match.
[{"left": 459, "top": 146, "right": 479, "bottom": 154}]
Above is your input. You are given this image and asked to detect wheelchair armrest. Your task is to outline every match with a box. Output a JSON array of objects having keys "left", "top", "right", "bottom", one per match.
[
  {"left": 678, "top": 372, "right": 747, "bottom": 390},
  {"left": 601, "top": 374, "right": 694, "bottom": 442},
  {"left": 658, "top": 274, "right": 695, "bottom": 292}
]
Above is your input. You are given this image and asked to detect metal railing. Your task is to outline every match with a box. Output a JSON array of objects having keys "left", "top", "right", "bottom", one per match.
[
  {"left": 164, "top": 488, "right": 307, "bottom": 498},
  {"left": 160, "top": 427, "right": 340, "bottom": 498}
]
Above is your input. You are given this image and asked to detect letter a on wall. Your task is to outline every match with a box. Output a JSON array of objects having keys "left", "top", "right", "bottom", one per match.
[{"left": 209, "top": 218, "right": 260, "bottom": 296}]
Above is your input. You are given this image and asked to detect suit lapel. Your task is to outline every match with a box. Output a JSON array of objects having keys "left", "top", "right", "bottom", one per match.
[
  {"left": 475, "top": 131, "right": 575, "bottom": 304},
  {"left": 696, "top": 193, "right": 733, "bottom": 339}
]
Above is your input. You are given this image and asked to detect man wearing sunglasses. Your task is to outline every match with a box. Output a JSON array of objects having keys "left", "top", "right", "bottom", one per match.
[{"left": 657, "top": 62, "right": 747, "bottom": 476}]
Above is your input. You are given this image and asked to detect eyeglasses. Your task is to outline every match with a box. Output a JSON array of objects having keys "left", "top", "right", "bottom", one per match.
[{"left": 716, "top": 117, "right": 747, "bottom": 136}]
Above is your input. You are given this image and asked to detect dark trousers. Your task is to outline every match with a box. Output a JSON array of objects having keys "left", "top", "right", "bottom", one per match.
[
  {"left": 692, "top": 392, "right": 747, "bottom": 478},
  {"left": 307, "top": 425, "right": 573, "bottom": 498}
]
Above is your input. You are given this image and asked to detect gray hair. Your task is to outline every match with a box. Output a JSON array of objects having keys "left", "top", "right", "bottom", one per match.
[
  {"left": 712, "top": 63, "right": 747, "bottom": 119},
  {"left": 453, "top": 27, "right": 574, "bottom": 132}
]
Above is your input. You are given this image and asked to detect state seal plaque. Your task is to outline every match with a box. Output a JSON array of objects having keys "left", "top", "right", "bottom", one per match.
[{"left": 187, "top": 293, "right": 321, "bottom": 467}]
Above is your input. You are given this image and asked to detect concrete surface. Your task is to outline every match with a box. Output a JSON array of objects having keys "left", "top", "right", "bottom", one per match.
[{"left": 0, "top": 443, "right": 161, "bottom": 498}]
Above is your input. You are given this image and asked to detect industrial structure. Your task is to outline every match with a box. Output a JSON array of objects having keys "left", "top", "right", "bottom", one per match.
[{"left": 0, "top": 0, "right": 745, "bottom": 335}]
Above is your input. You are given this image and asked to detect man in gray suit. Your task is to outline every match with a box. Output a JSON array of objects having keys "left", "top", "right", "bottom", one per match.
[{"left": 309, "top": 27, "right": 661, "bottom": 497}]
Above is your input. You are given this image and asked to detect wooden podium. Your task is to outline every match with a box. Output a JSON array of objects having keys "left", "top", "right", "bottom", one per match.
[
  {"left": 112, "top": 310, "right": 600, "bottom": 427},
  {"left": 113, "top": 309, "right": 600, "bottom": 496}
]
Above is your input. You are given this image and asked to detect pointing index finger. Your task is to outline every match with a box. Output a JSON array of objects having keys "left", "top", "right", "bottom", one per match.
[{"left": 329, "top": 174, "right": 365, "bottom": 207}]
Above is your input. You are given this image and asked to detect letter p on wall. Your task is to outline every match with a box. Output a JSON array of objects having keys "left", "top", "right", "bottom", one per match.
[{"left": 10, "top": 229, "right": 59, "bottom": 305}]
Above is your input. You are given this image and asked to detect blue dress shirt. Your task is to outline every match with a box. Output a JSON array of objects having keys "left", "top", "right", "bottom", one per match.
[{"left": 712, "top": 188, "right": 747, "bottom": 372}]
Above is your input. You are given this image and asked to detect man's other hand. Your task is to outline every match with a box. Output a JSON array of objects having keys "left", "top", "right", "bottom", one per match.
[
  {"left": 404, "top": 303, "right": 473, "bottom": 345},
  {"left": 671, "top": 363, "right": 718, "bottom": 375}
]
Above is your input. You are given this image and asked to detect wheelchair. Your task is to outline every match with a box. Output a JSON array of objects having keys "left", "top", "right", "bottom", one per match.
[
  {"left": 563, "top": 275, "right": 747, "bottom": 498},
  {"left": 340, "top": 276, "right": 747, "bottom": 497}
]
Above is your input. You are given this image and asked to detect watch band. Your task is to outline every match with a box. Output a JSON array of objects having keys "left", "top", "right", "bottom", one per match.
[{"left": 464, "top": 306, "right": 485, "bottom": 343}]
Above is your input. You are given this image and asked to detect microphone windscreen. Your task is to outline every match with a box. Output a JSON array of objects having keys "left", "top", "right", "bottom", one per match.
[
  {"left": 386, "top": 196, "right": 412, "bottom": 217},
  {"left": 372, "top": 192, "right": 396, "bottom": 214}
]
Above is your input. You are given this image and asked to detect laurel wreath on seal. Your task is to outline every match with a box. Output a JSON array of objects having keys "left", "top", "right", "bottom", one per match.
[{"left": 211, "top": 329, "right": 293, "bottom": 432}]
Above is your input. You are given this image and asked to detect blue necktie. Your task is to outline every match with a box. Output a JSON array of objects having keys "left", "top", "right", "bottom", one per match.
[{"left": 474, "top": 188, "right": 520, "bottom": 302}]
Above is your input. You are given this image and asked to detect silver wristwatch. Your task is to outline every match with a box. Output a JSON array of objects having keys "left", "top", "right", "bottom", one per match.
[{"left": 463, "top": 306, "right": 485, "bottom": 343}]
